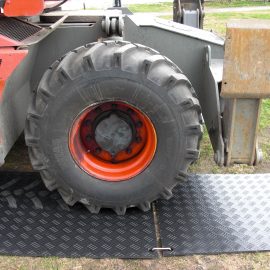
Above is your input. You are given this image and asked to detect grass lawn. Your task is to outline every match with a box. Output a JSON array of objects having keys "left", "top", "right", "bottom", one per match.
[
  {"left": 204, "top": 10, "right": 270, "bottom": 35},
  {"left": 1, "top": 5, "right": 270, "bottom": 270},
  {"left": 161, "top": 10, "right": 270, "bottom": 35},
  {"left": 128, "top": 1, "right": 270, "bottom": 13},
  {"left": 206, "top": 0, "right": 270, "bottom": 8},
  {"left": 158, "top": 11, "right": 270, "bottom": 36},
  {"left": 128, "top": 2, "right": 172, "bottom": 13}
]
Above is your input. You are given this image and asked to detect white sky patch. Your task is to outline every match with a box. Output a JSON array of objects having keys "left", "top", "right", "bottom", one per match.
[{"left": 61, "top": 0, "right": 171, "bottom": 10}]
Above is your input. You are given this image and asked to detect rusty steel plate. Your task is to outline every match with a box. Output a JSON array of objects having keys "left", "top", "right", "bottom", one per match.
[{"left": 222, "top": 19, "right": 270, "bottom": 98}]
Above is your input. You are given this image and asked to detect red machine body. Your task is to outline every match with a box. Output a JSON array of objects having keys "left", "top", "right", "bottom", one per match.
[
  {"left": 2, "top": 0, "right": 44, "bottom": 17},
  {"left": 0, "top": 0, "right": 47, "bottom": 98},
  {"left": 0, "top": 48, "right": 28, "bottom": 99}
]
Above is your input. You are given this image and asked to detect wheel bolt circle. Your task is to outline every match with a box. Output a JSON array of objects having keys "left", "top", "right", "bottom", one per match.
[
  {"left": 86, "top": 134, "right": 92, "bottom": 141},
  {"left": 127, "top": 108, "right": 133, "bottom": 114},
  {"left": 84, "top": 119, "right": 91, "bottom": 126},
  {"left": 95, "top": 147, "right": 101, "bottom": 154},
  {"left": 126, "top": 148, "right": 132, "bottom": 154},
  {"left": 95, "top": 107, "right": 102, "bottom": 113},
  {"left": 70, "top": 100, "right": 157, "bottom": 181}
]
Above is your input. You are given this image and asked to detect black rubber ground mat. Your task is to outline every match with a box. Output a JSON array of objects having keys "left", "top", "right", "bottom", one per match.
[
  {"left": 157, "top": 174, "right": 270, "bottom": 256},
  {"left": 1, "top": 172, "right": 270, "bottom": 258},
  {"left": 0, "top": 172, "right": 157, "bottom": 258}
]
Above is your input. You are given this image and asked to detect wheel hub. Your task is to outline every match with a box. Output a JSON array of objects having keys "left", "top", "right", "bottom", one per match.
[
  {"left": 95, "top": 113, "right": 133, "bottom": 156},
  {"left": 69, "top": 101, "right": 157, "bottom": 181}
]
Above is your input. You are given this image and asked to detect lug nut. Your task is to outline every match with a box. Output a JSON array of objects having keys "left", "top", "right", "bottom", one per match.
[
  {"left": 136, "top": 121, "right": 143, "bottom": 128},
  {"left": 127, "top": 108, "right": 134, "bottom": 114},
  {"left": 84, "top": 119, "right": 91, "bottom": 126},
  {"left": 95, "top": 107, "right": 102, "bottom": 113},
  {"left": 95, "top": 147, "right": 102, "bottom": 154},
  {"left": 86, "top": 134, "right": 92, "bottom": 141},
  {"left": 111, "top": 104, "right": 117, "bottom": 108},
  {"left": 126, "top": 148, "right": 132, "bottom": 154},
  {"left": 136, "top": 136, "right": 142, "bottom": 143}
]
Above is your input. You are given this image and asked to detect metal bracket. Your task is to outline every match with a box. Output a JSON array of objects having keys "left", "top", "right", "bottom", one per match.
[
  {"left": 202, "top": 46, "right": 225, "bottom": 165},
  {"left": 173, "top": 0, "right": 204, "bottom": 29},
  {"left": 149, "top": 247, "right": 173, "bottom": 252},
  {"left": 114, "top": 0, "right": 122, "bottom": 8},
  {"left": 102, "top": 15, "right": 124, "bottom": 37}
]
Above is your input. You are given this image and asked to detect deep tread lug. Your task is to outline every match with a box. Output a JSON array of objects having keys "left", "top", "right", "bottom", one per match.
[
  {"left": 43, "top": 181, "right": 58, "bottom": 191},
  {"left": 49, "top": 60, "right": 60, "bottom": 70},
  {"left": 135, "top": 43, "right": 160, "bottom": 54},
  {"left": 83, "top": 43, "right": 105, "bottom": 70},
  {"left": 115, "top": 40, "right": 130, "bottom": 46},
  {"left": 186, "top": 124, "right": 203, "bottom": 136},
  {"left": 40, "top": 171, "right": 58, "bottom": 191},
  {"left": 58, "top": 68, "right": 71, "bottom": 83},
  {"left": 85, "top": 42, "right": 97, "bottom": 48},
  {"left": 38, "top": 88, "right": 54, "bottom": 104},
  {"left": 59, "top": 188, "right": 76, "bottom": 206},
  {"left": 85, "top": 204, "right": 101, "bottom": 214},
  {"left": 28, "top": 147, "right": 46, "bottom": 170},
  {"left": 103, "top": 40, "right": 116, "bottom": 46},
  {"left": 164, "top": 56, "right": 182, "bottom": 73},
  {"left": 175, "top": 171, "right": 188, "bottom": 181},
  {"left": 186, "top": 149, "right": 200, "bottom": 160},
  {"left": 160, "top": 188, "right": 173, "bottom": 200},
  {"left": 31, "top": 161, "right": 47, "bottom": 171},
  {"left": 190, "top": 87, "right": 198, "bottom": 97},
  {"left": 180, "top": 97, "right": 201, "bottom": 113},
  {"left": 142, "top": 55, "right": 166, "bottom": 75},
  {"left": 27, "top": 110, "right": 41, "bottom": 120},
  {"left": 83, "top": 54, "right": 94, "bottom": 71},
  {"left": 138, "top": 201, "right": 151, "bottom": 212},
  {"left": 165, "top": 73, "right": 190, "bottom": 89},
  {"left": 25, "top": 136, "right": 39, "bottom": 147},
  {"left": 114, "top": 43, "right": 137, "bottom": 68},
  {"left": 72, "top": 46, "right": 85, "bottom": 53},
  {"left": 114, "top": 206, "right": 127, "bottom": 216}
]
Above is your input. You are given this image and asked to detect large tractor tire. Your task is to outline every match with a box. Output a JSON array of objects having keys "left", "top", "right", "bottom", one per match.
[{"left": 25, "top": 41, "right": 202, "bottom": 215}]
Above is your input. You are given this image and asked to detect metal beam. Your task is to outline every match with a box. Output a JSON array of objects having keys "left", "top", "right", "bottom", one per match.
[{"left": 124, "top": 15, "right": 225, "bottom": 164}]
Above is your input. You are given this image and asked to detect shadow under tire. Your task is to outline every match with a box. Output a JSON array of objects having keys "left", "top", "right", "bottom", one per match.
[{"left": 25, "top": 40, "right": 202, "bottom": 215}]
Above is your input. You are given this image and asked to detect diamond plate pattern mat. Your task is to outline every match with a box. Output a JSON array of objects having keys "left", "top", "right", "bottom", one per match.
[
  {"left": 0, "top": 172, "right": 157, "bottom": 258},
  {"left": 157, "top": 174, "right": 270, "bottom": 256}
]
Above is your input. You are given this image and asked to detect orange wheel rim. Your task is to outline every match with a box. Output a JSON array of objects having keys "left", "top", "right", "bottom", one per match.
[{"left": 69, "top": 101, "right": 157, "bottom": 182}]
